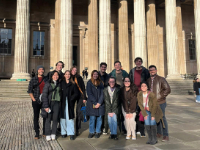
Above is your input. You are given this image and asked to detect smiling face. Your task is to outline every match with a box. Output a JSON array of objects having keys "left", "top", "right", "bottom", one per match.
[
  {"left": 114, "top": 62, "right": 121, "bottom": 71},
  {"left": 56, "top": 63, "right": 63, "bottom": 71},
  {"left": 100, "top": 65, "right": 107, "bottom": 73},
  {"left": 71, "top": 67, "right": 77, "bottom": 75},
  {"left": 52, "top": 72, "right": 59, "bottom": 81},
  {"left": 135, "top": 59, "right": 142, "bottom": 68},
  {"left": 92, "top": 72, "right": 99, "bottom": 80},
  {"left": 141, "top": 83, "right": 148, "bottom": 92},
  {"left": 64, "top": 71, "right": 71, "bottom": 80},
  {"left": 124, "top": 77, "right": 131, "bottom": 87},
  {"left": 109, "top": 78, "right": 115, "bottom": 88},
  {"left": 37, "top": 68, "right": 44, "bottom": 76},
  {"left": 149, "top": 67, "right": 157, "bottom": 76}
]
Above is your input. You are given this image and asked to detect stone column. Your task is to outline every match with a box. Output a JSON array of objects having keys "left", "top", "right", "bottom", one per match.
[
  {"left": 99, "top": 0, "right": 112, "bottom": 72},
  {"left": 12, "top": 0, "right": 30, "bottom": 80},
  {"left": 88, "top": 0, "right": 98, "bottom": 73},
  {"left": 165, "top": 0, "right": 180, "bottom": 78},
  {"left": 176, "top": 0, "right": 186, "bottom": 74},
  {"left": 60, "top": 0, "right": 72, "bottom": 70},
  {"left": 194, "top": 0, "right": 200, "bottom": 77},
  {"left": 146, "top": 0, "right": 159, "bottom": 68},
  {"left": 134, "top": 0, "right": 147, "bottom": 67},
  {"left": 119, "top": 0, "right": 129, "bottom": 71}
]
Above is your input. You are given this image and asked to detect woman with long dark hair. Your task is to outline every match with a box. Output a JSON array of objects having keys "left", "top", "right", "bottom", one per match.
[
  {"left": 42, "top": 70, "right": 61, "bottom": 141},
  {"left": 120, "top": 77, "right": 138, "bottom": 140},
  {"left": 70, "top": 66, "right": 87, "bottom": 136},
  {"left": 86, "top": 70, "right": 105, "bottom": 139},
  {"left": 137, "top": 81, "right": 164, "bottom": 145},
  {"left": 60, "top": 70, "right": 79, "bottom": 140}
]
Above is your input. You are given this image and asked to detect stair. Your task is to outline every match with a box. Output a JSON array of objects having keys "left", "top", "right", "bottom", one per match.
[
  {"left": 0, "top": 80, "right": 30, "bottom": 100},
  {"left": 0, "top": 79, "right": 194, "bottom": 101},
  {"left": 167, "top": 79, "right": 194, "bottom": 95}
]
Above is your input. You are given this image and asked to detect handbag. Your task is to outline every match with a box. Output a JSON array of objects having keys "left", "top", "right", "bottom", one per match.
[
  {"left": 41, "top": 108, "right": 48, "bottom": 118},
  {"left": 139, "top": 91, "right": 151, "bottom": 122}
]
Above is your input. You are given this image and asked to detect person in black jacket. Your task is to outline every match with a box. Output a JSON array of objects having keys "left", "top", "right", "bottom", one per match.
[
  {"left": 60, "top": 70, "right": 79, "bottom": 140},
  {"left": 129, "top": 57, "right": 150, "bottom": 137},
  {"left": 104, "top": 77, "right": 121, "bottom": 140},
  {"left": 42, "top": 70, "right": 61, "bottom": 141},
  {"left": 194, "top": 78, "right": 200, "bottom": 103},
  {"left": 27, "top": 65, "right": 48, "bottom": 139},
  {"left": 46, "top": 61, "right": 64, "bottom": 81},
  {"left": 70, "top": 66, "right": 87, "bottom": 136}
]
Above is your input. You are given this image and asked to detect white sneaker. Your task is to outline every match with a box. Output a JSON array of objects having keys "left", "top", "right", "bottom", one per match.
[
  {"left": 46, "top": 135, "right": 51, "bottom": 141},
  {"left": 51, "top": 134, "right": 56, "bottom": 140},
  {"left": 136, "top": 132, "right": 140, "bottom": 135},
  {"left": 132, "top": 136, "right": 136, "bottom": 140},
  {"left": 126, "top": 135, "right": 131, "bottom": 140}
]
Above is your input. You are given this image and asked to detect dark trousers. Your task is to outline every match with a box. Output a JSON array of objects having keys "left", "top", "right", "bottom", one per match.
[
  {"left": 32, "top": 101, "right": 46, "bottom": 135},
  {"left": 45, "top": 101, "right": 60, "bottom": 136},
  {"left": 136, "top": 106, "right": 145, "bottom": 135},
  {"left": 76, "top": 97, "right": 83, "bottom": 131},
  {"left": 157, "top": 102, "right": 169, "bottom": 136}
]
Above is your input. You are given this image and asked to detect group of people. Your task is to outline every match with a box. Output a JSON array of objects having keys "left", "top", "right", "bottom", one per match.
[
  {"left": 82, "top": 69, "right": 88, "bottom": 79},
  {"left": 28, "top": 57, "right": 171, "bottom": 145}
]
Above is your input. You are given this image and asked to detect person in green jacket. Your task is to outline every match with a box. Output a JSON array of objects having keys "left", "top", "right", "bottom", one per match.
[
  {"left": 109, "top": 60, "right": 128, "bottom": 134},
  {"left": 104, "top": 77, "right": 121, "bottom": 140}
]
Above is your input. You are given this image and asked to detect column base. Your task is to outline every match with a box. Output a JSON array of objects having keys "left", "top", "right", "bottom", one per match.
[
  {"left": 11, "top": 73, "right": 31, "bottom": 80},
  {"left": 196, "top": 74, "right": 200, "bottom": 79},
  {"left": 167, "top": 74, "right": 182, "bottom": 79}
]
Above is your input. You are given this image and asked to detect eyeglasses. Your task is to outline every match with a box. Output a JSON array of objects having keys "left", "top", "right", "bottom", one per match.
[
  {"left": 124, "top": 81, "right": 130, "bottom": 83},
  {"left": 149, "top": 69, "right": 156, "bottom": 71}
]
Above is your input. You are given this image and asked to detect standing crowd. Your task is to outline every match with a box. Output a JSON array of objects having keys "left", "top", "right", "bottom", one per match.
[{"left": 28, "top": 57, "right": 171, "bottom": 145}]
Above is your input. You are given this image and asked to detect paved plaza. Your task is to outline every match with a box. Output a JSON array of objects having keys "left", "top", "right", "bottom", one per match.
[{"left": 0, "top": 95, "right": 200, "bottom": 150}]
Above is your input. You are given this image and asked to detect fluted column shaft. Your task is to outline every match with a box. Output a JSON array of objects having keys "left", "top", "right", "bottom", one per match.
[
  {"left": 134, "top": 0, "right": 147, "bottom": 67},
  {"left": 176, "top": 0, "right": 186, "bottom": 74},
  {"left": 165, "top": 0, "right": 180, "bottom": 78},
  {"left": 194, "top": 0, "right": 200, "bottom": 76},
  {"left": 119, "top": 0, "right": 129, "bottom": 71},
  {"left": 99, "top": 0, "right": 112, "bottom": 72},
  {"left": 60, "top": 0, "right": 72, "bottom": 70},
  {"left": 12, "top": 0, "right": 30, "bottom": 79},
  {"left": 88, "top": 0, "right": 98, "bottom": 73},
  {"left": 146, "top": 0, "right": 158, "bottom": 67}
]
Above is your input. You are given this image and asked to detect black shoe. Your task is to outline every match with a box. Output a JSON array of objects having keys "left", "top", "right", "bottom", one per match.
[
  {"left": 57, "top": 128, "right": 61, "bottom": 133},
  {"left": 95, "top": 133, "right": 101, "bottom": 138},
  {"left": 62, "top": 134, "right": 67, "bottom": 138},
  {"left": 70, "top": 135, "right": 75, "bottom": 140},
  {"left": 113, "top": 135, "right": 118, "bottom": 140},
  {"left": 76, "top": 130, "right": 80, "bottom": 136},
  {"left": 88, "top": 133, "right": 95, "bottom": 138},
  {"left": 109, "top": 135, "right": 113, "bottom": 139}
]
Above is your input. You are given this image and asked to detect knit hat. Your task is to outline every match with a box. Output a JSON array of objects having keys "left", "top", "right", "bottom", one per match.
[{"left": 36, "top": 65, "right": 45, "bottom": 72}]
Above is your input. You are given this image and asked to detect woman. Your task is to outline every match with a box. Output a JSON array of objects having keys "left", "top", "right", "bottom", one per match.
[
  {"left": 86, "top": 70, "right": 104, "bottom": 139},
  {"left": 120, "top": 77, "right": 138, "bottom": 140},
  {"left": 42, "top": 70, "right": 61, "bottom": 141},
  {"left": 137, "top": 81, "right": 164, "bottom": 145},
  {"left": 70, "top": 66, "right": 87, "bottom": 136},
  {"left": 193, "top": 78, "right": 200, "bottom": 103},
  {"left": 104, "top": 77, "right": 121, "bottom": 140},
  {"left": 60, "top": 70, "right": 79, "bottom": 140}
]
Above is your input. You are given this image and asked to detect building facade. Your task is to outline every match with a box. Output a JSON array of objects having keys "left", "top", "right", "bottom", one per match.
[{"left": 0, "top": 0, "right": 199, "bottom": 79}]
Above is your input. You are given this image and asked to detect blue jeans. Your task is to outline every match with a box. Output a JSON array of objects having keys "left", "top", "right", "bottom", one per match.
[
  {"left": 60, "top": 98, "right": 75, "bottom": 135},
  {"left": 144, "top": 110, "right": 156, "bottom": 125},
  {"left": 157, "top": 102, "right": 169, "bottom": 136},
  {"left": 89, "top": 116, "right": 102, "bottom": 134},
  {"left": 108, "top": 114, "right": 117, "bottom": 135}
]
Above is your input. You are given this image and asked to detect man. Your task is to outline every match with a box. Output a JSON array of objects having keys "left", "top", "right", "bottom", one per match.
[
  {"left": 99, "top": 62, "right": 110, "bottom": 87},
  {"left": 27, "top": 65, "right": 48, "bottom": 139},
  {"left": 99, "top": 62, "right": 110, "bottom": 134},
  {"left": 110, "top": 61, "right": 128, "bottom": 134},
  {"left": 47, "top": 61, "right": 64, "bottom": 81},
  {"left": 147, "top": 65, "right": 171, "bottom": 142},
  {"left": 129, "top": 57, "right": 150, "bottom": 137},
  {"left": 82, "top": 70, "right": 85, "bottom": 79},
  {"left": 110, "top": 61, "right": 128, "bottom": 88},
  {"left": 85, "top": 70, "right": 88, "bottom": 79}
]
